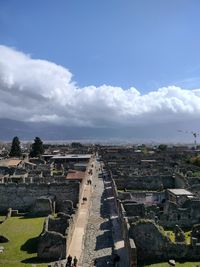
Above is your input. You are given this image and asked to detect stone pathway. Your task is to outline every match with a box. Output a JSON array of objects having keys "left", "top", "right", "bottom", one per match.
[
  {"left": 51, "top": 158, "right": 130, "bottom": 267},
  {"left": 67, "top": 159, "right": 96, "bottom": 263},
  {"left": 67, "top": 182, "right": 92, "bottom": 260},
  {"left": 103, "top": 170, "right": 130, "bottom": 267},
  {"left": 80, "top": 161, "right": 114, "bottom": 267}
]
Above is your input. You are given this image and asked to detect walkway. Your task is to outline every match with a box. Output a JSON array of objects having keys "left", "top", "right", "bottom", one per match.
[
  {"left": 80, "top": 161, "right": 114, "bottom": 267},
  {"left": 51, "top": 158, "right": 130, "bottom": 267},
  {"left": 67, "top": 158, "right": 96, "bottom": 263}
]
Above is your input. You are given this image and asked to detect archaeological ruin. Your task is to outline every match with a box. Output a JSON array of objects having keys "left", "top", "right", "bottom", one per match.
[
  {"left": 100, "top": 144, "right": 200, "bottom": 266},
  {"left": 1, "top": 142, "right": 200, "bottom": 266}
]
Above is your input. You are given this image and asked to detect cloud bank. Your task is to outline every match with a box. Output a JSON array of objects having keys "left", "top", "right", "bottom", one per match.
[{"left": 0, "top": 45, "right": 200, "bottom": 128}]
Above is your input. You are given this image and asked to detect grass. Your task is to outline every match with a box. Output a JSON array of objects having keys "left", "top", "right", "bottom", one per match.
[
  {"left": 165, "top": 230, "right": 175, "bottom": 242},
  {"left": 185, "top": 231, "right": 191, "bottom": 244},
  {"left": 145, "top": 262, "right": 200, "bottom": 267},
  {"left": 0, "top": 215, "right": 50, "bottom": 266},
  {"left": 192, "top": 171, "right": 200, "bottom": 177},
  {"left": 0, "top": 215, "right": 6, "bottom": 221},
  {"left": 165, "top": 230, "right": 191, "bottom": 244}
]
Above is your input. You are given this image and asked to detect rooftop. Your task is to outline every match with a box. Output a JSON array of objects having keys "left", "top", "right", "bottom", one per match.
[
  {"left": 66, "top": 170, "right": 85, "bottom": 180},
  {"left": 0, "top": 159, "right": 22, "bottom": 167},
  {"left": 52, "top": 154, "right": 92, "bottom": 160},
  {"left": 168, "top": 189, "right": 194, "bottom": 196},
  {"left": 141, "top": 160, "right": 157, "bottom": 162}
]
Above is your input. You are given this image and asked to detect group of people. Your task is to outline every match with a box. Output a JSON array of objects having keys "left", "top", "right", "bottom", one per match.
[
  {"left": 87, "top": 179, "right": 92, "bottom": 185},
  {"left": 66, "top": 255, "right": 77, "bottom": 267}
]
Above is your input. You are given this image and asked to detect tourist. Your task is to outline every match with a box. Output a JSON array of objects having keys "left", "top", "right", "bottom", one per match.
[
  {"left": 66, "top": 254, "right": 72, "bottom": 266},
  {"left": 73, "top": 256, "right": 78, "bottom": 266}
]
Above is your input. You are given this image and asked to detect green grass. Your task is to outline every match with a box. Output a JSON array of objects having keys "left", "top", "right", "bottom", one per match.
[
  {"left": 165, "top": 231, "right": 175, "bottom": 242},
  {"left": 0, "top": 215, "right": 49, "bottom": 266},
  {"left": 185, "top": 231, "right": 191, "bottom": 244},
  {"left": 192, "top": 171, "right": 200, "bottom": 177},
  {"left": 165, "top": 230, "right": 191, "bottom": 244},
  {"left": 145, "top": 262, "right": 200, "bottom": 267},
  {"left": 0, "top": 215, "right": 6, "bottom": 222}
]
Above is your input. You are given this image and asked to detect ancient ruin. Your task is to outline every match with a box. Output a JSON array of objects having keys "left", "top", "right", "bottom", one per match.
[{"left": 1, "top": 142, "right": 200, "bottom": 266}]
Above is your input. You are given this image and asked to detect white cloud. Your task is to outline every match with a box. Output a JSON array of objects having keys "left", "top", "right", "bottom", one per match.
[{"left": 0, "top": 45, "right": 200, "bottom": 128}]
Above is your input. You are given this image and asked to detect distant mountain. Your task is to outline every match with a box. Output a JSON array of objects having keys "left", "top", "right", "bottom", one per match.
[
  {"left": 0, "top": 118, "right": 122, "bottom": 141},
  {"left": 0, "top": 118, "right": 199, "bottom": 143}
]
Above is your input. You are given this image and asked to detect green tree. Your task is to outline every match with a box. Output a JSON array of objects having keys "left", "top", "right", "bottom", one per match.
[
  {"left": 30, "top": 137, "right": 44, "bottom": 157},
  {"left": 158, "top": 144, "right": 167, "bottom": 152},
  {"left": 71, "top": 142, "right": 83, "bottom": 148},
  {"left": 9, "top": 136, "right": 22, "bottom": 157},
  {"left": 190, "top": 155, "right": 200, "bottom": 167},
  {"left": 139, "top": 144, "right": 148, "bottom": 154}
]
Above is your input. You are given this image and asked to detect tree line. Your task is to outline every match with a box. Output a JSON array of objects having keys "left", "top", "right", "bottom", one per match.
[{"left": 9, "top": 136, "right": 44, "bottom": 158}]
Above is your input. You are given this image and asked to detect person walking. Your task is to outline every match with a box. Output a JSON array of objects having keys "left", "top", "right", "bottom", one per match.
[
  {"left": 66, "top": 254, "right": 72, "bottom": 266},
  {"left": 73, "top": 256, "right": 78, "bottom": 266}
]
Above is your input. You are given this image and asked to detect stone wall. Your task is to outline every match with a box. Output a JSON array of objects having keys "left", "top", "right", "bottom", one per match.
[
  {"left": 129, "top": 220, "right": 200, "bottom": 264},
  {"left": 109, "top": 170, "right": 137, "bottom": 267},
  {"left": 38, "top": 214, "right": 67, "bottom": 260},
  {"left": 48, "top": 213, "right": 70, "bottom": 235},
  {"left": 66, "top": 208, "right": 79, "bottom": 251},
  {"left": 174, "top": 173, "right": 188, "bottom": 188},
  {"left": 118, "top": 191, "right": 166, "bottom": 205},
  {"left": 117, "top": 201, "right": 137, "bottom": 267},
  {"left": 123, "top": 203, "right": 145, "bottom": 218},
  {"left": 0, "top": 182, "right": 79, "bottom": 212},
  {"left": 160, "top": 199, "right": 200, "bottom": 228},
  {"left": 114, "top": 175, "right": 174, "bottom": 191},
  {"left": 38, "top": 231, "right": 66, "bottom": 260},
  {"left": 38, "top": 210, "right": 79, "bottom": 260},
  {"left": 32, "top": 196, "right": 54, "bottom": 215}
]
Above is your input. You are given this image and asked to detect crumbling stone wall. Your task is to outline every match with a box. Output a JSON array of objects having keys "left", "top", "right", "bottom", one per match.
[
  {"left": 123, "top": 203, "right": 146, "bottom": 217},
  {"left": 189, "top": 184, "right": 200, "bottom": 197},
  {"left": 32, "top": 196, "right": 55, "bottom": 215},
  {"left": 160, "top": 199, "right": 200, "bottom": 228},
  {"left": 59, "top": 200, "right": 75, "bottom": 215},
  {"left": 66, "top": 208, "right": 79, "bottom": 251},
  {"left": 174, "top": 173, "right": 188, "bottom": 188},
  {"left": 118, "top": 191, "right": 166, "bottom": 205},
  {"left": 38, "top": 213, "right": 71, "bottom": 260},
  {"left": 130, "top": 220, "right": 171, "bottom": 262},
  {"left": 0, "top": 182, "right": 79, "bottom": 212},
  {"left": 115, "top": 175, "right": 174, "bottom": 191},
  {"left": 38, "top": 231, "right": 66, "bottom": 260},
  {"left": 48, "top": 213, "right": 70, "bottom": 235},
  {"left": 129, "top": 220, "right": 200, "bottom": 264}
]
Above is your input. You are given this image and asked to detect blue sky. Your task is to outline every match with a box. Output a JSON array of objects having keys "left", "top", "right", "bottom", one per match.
[
  {"left": 1, "top": 0, "right": 200, "bottom": 92},
  {"left": 1, "top": 0, "right": 200, "bottom": 142}
]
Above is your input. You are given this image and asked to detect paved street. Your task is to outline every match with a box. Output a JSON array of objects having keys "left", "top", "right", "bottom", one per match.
[
  {"left": 51, "top": 157, "right": 129, "bottom": 267},
  {"left": 80, "top": 160, "right": 114, "bottom": 267}
]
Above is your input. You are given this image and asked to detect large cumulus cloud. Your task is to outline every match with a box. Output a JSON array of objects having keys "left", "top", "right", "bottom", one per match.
[{"left": 0, "top": 45, "right": 200, "bottom": 128}]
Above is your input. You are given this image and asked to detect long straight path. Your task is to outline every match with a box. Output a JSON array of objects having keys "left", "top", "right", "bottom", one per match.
[
  {"left": 49, "top": 157, "right": 130, "bottom": 267},
  {"left": 67, "top": 183, "right": 92, "bottom": 259},
  {"left": 80, "top": 161, "right": 114, "bottom": 267},
  {"left": 67, "top": 157, "right": 130, "bottom": 267},
  {"left": 67, "top": 158, "right": 96, "bottom": 264}
]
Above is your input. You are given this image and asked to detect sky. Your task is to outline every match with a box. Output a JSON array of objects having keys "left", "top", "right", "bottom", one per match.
[{"left": 1, "top": 0, "right": 200, "bottom": 141}]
